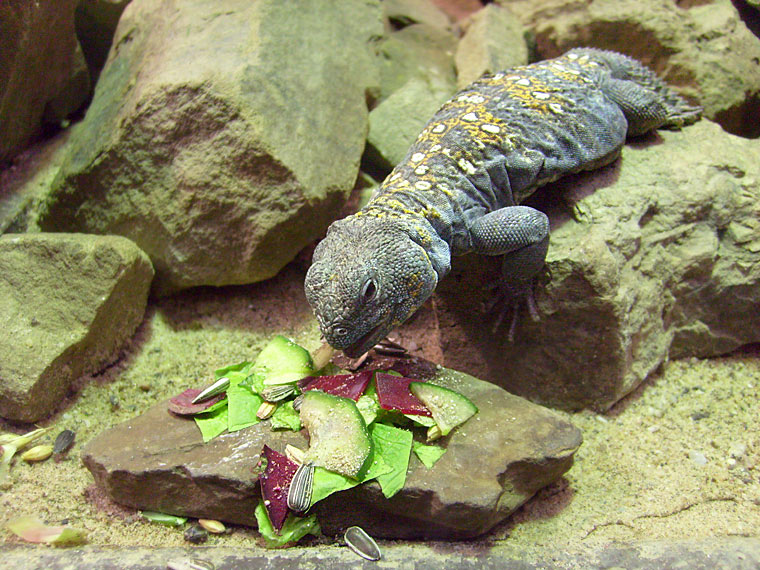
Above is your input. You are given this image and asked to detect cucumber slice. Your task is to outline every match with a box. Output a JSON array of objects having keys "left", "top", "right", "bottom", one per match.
[
  {"left": 409, "top": 382, "right": 478, "bottom": 436},
  {"left": 300, "top": 391, "right": 372, "bottom": 478},
  {"left": 254, "top": 335, "right": 314, "bottom": 386}
]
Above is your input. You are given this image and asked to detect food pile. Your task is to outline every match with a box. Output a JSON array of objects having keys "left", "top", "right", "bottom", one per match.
[{"left": 168, "top": 336, "right": 478, "bottom": 547}]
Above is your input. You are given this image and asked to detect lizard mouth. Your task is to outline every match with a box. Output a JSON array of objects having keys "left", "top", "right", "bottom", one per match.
[{"left": 343, "top": 320, "right": 391, "bottom": 359}]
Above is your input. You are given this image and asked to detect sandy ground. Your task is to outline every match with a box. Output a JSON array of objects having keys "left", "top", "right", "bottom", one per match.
[{"left": 0, "top": 268, "right": 758, "bottom": 562}]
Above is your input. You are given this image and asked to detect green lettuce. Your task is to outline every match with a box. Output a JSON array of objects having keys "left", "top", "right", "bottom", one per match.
[
  {"left": 370, "top": 423, "right": 413, "bottom": 498},
  {"left": 194, "top": 399, "right": 229, "bottom": 442},
  {"left": 254, "top": 500, "right": 320, "bottom": 547},
  {"left": 270, "top": 400, "right": 301, "bottom": 431},
  {"left": 413, "top": 441, "right": 446, "bottom": 468},
  {"left": 227, "top": 382, "right": 263, "bottom": 432}
]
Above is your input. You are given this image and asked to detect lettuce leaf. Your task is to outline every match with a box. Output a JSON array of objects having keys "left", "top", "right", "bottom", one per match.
[
  {"left": 412, "top": 441, "right": 446, "bottom": 468},
  {"left": 370, "top": 423, "right": 413, "bottom": 498},
  {"left": 310, "top": 447, "right": 392, "bottom": 507},
  {"left": 227, "top": 382, "right": 263, "bottom": 432},
  {"left": 254, "top": 500, "right": 320, "bottom": 547},
  {"left": 270, "top": 400, "right": 301, "bottom": 431},
  {"left": 194, "top": 401, "right": 229, "bottom": 442}
]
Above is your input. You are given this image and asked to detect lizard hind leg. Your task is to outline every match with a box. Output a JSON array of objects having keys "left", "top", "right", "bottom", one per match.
[
  {"left": 490, "top": 233, "right": 550, "bottom": 341},
  {"left": 573, "top": 48, "right": 702, "bottom": 134},
  {"left": 469, "top": 206, "right": 550, "bottom": 341}
]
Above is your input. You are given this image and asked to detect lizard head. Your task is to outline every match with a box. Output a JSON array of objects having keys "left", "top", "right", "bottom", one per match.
[{"left": 304, "top": 215, "right": 445, "bottom": 358}]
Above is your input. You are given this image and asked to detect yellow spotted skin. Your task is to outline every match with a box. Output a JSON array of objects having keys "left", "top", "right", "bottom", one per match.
[{"left": 305, "top": 48, "right": 701, "bottom": 356}]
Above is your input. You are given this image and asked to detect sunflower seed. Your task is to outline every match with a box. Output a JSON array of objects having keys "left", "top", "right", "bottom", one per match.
[
  {"left": 191, "top": 377, "right": 230, "bottom": 404},
  {"left": 373, "top": 338, "right": 408, "bottom": 356},
  {"left": 53, "top": 429, "right": 75, "bottom": 454},
  {"left": 344, "top": 525, "right": 381, "bottom": 561},
  {"left": 292, "top": 394, "right": 304, "bottom": 411},
  {"left": 287, "top": 461, "right": 314, "bottom": 513},
  {"left": 166, "top": 559, "right": 214, "bottom": 570},
  {"left": 261, "top": 384, "right": 297, "bottom": 402}
]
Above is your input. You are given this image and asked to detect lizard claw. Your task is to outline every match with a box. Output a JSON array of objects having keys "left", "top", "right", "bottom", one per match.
[{"left": 491, "top": 289, "right": 541, "bottom": 342}]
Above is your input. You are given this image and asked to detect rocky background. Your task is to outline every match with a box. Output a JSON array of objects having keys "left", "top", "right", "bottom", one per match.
[{"left": 0, "top": 0, "right": 759, "bottom": 557}]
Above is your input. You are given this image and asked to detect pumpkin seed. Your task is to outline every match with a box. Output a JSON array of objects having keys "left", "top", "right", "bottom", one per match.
[
  {"left": 426, "top": 424, "right": 442, "bottom": 442},
  {"left": 311, "top": 342, "right": 335, "bottom": 371},
  {"left": 344, "top": 525, "right": 381, "bottom": 561},
  {"left": 21, "top": 444, "right": 53, "bottom": 463},
  {"left": 286, "top": 461, "right": 314, "bottom": 513},
  {"left": 191, "top": 377, "right": 230, "bottom": 404},
  {"left": 256, "top": 401, "right": 277, "bottom": 420},
  {"left": 198, "top": 519, "right": 225, "bottom": 534},
  {"left": 285, "top": 444, "right": 305, "bottom": 465}
]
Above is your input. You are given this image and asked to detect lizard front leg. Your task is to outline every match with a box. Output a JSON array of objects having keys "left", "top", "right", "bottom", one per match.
[{"left": 469, "top": 205, "right": 550, "bottom": 341}]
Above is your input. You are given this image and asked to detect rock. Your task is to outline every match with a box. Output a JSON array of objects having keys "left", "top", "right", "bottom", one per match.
[
  {"left": 82, "top": 358, "right": 581, "bottom": 539},
  {"left": 496, "top": 0, "right": 760, "bottom": 138},
  {"left": 454, "top": 4, "right": 528, "bottom": 88},
  {"left": 0, "top": 233, "right": 153, "bottom": 422},
  {"left": 395, "top": 120, "right": 760, "bottom": 411},
  {"left": 376, "top": 23, "right": 458, "bottom": 103},
  {"left": 37, "top": 0, "right": 382, "bottom": 294},
  {"left": 0, "top": 0, "right": 88, "bottom": 162},
  {"left": 365, "top": 79, "right": 453, "bottom": 173},
  {"left": 382, "top": 0, "right": 452, "bottom": 31},
  {"left": 75, "top": 0, "right": 133, "bottom": 84},
  {"left": 0, "top": 131, "right": 72, "bottom": 234}
]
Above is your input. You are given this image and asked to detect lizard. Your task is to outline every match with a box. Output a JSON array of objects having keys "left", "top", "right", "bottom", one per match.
[{"left": 304, "top": 48, "right": 701, "bottom": 358}]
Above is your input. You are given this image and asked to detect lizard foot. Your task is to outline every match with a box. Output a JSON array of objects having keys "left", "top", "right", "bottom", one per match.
[{"left": 487, "top": 281, "right": 542, "bottom": 342}]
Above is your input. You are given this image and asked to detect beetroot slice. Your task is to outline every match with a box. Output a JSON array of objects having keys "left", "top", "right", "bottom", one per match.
[
  {"left": 301, "top": 370, "right": 372, "bottom": 401},
  {"left": 167, "top": 388, "right": 225, "bottom": 415},
  {"left": 259, "top": 446, "right": 299, "bottom": 532},
  {"left": 374, "top": 373, "right": 432, "bottom": 416}
]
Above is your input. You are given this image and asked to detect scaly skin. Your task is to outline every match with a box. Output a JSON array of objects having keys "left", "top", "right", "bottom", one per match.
[{"left": 305, "top": 49, "right": 701, "bottom": 357}]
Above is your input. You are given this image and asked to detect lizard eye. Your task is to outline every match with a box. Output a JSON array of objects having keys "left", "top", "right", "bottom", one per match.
[
  {"left": 332, "top": 326, "right": 348, "bottom": 338},
  {"left": 361, "top": 279, "right": 377, "bottom": 302}
]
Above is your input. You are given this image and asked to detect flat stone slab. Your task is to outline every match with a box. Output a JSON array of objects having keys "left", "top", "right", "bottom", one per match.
[{"left": 82, "top": 358, "right": 581, "bottom": 540}]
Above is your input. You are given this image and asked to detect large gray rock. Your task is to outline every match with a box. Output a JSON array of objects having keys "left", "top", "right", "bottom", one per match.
[
  {"left": 0, "top": 233, "right": 153, "bottom": 422},
  {"left": 395, "top": 120, "right": 760, "bottom": 411},
  {"left": 496, "top": 0, "right": 760, "bottom": 137},
  {"left": 375, "top": 23, "right": 458, "bottom": 104},
  {"left": 454, "top": 3, "right": 528, "bottom": 88},
  {"left": 0, "top": 0, "right": 89, "bottom": 162},
  {"left": 82, "top": 358, "right": 581, "bottom": 540},
  {"left": 365, "top": 79, "right": 453, "bottom": 173},
  {"left": 37, "top": 0, "right": 382, "bottom": 294}
]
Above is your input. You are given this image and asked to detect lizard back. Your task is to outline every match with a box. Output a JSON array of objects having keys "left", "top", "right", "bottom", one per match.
[{"left": 361, "top": 50, "right": 628, "bottom": 254}]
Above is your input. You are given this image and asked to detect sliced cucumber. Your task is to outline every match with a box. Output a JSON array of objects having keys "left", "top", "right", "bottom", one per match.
[
  {"left": 409, "top": 382, "right": 478, "bottom": 436},
  {"left": 254, "top": 335, "right": 314, "bottom": 386},
  {"left": 300, "top": 390, "right": 372, "bottom": 479}
]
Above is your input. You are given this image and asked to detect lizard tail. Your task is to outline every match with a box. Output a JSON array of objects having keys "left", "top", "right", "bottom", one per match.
[{"left": 569, "top": 48, "right": 702, "bottom": 130}]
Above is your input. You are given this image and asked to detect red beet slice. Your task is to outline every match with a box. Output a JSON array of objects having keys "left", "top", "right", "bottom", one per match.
[
  {"left": 167, "top": 388, "right": 225, "bottom": 415},
  {"left": 259, "top": 446, "right": 299, "bottom": 532},
  {"left": 374, "top": 373, "right": 432, "bottom": 416},
  {"left": 301, "top": 370, "right": 372, "bottom": 401}
]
